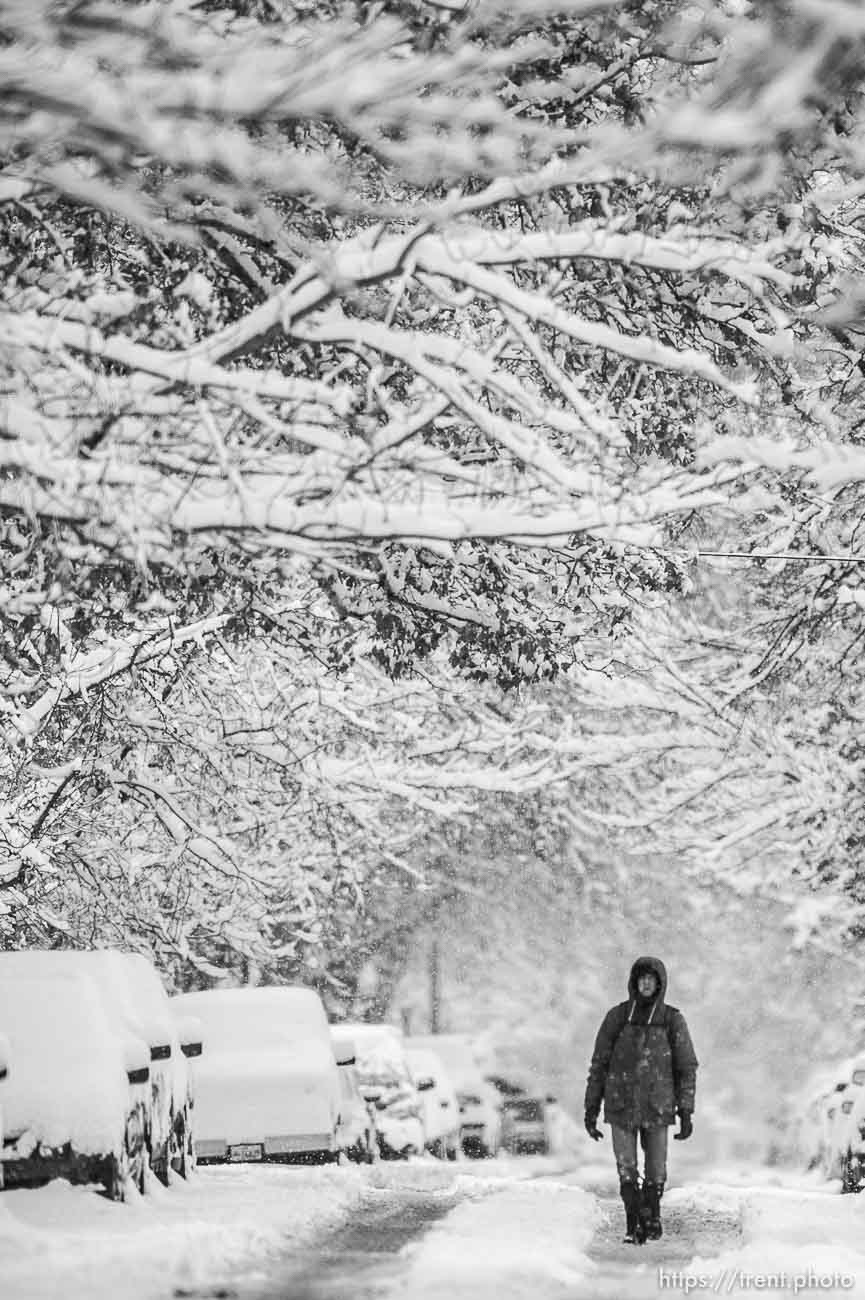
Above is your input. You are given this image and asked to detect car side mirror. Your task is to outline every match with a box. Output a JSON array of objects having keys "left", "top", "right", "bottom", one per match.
[{"left": 181, "top": 1041, "right": 203, "bottom": 1058}]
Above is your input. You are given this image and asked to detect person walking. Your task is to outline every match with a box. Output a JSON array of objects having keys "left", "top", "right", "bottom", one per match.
[{"left": 584, "top": 955, "right": 698, "bottom": 1244}]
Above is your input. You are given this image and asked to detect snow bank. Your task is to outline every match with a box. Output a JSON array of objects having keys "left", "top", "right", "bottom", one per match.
[
  {"left": 387, "top": 1174, "right": 603, "bottom": 1299},
  {"left": 685, "top": 1182, "right": 865, "bottom": 1299},
  {"left": 0, "top": 1163, "right": 366, "bottom": 1300}
]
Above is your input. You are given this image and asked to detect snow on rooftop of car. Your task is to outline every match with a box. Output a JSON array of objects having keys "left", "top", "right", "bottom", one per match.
[
  {"left": 0, "top": 948, "right": 165, "bottom": 1050},
  {"left": 171, "top": 986, "right": 329, "bottom": 1053}
]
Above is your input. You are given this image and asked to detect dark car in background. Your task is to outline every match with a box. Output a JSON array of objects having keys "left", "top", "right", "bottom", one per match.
[{"left": 500, "top": 1095, "right": 550, "bottom": 1155}]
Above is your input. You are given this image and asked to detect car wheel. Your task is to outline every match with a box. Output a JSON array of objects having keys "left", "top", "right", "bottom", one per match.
[
  {"left": 129, "top": 1104, "right": 149, "bottom": 1195},
  {"left": 152, "top": 1143, "right": 171, "bottom": 1187},
  {"left": 171, "top": 1105, "right": 196, "bottom": 1180},
  {"left": 104, "top": 1113, "right": 147, "bottom": 1202},
  {"left": 841, "top": 1150, "right": 859, "bottom": 1194},
  {"left": 104, "top": 1146, "right": 130, "bottom": 1201}
]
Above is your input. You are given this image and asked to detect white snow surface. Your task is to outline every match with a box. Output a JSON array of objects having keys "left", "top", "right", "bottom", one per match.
[
  {"left": 0, "top": 975, "right": 128, "bottom": 1156},
  {"left": 173, "top": 987, "right": 340, "bottom": 1144},
  {"left": 190, "top": 1041, "right": 338, "bottom": 1143},
  {"left": 688, "top": 1181, "right": 865, "bottom": 1299},
  {"left": 0, "top": 1163, "right": 366, "bottom": 1300},
  {"left": 389, "top": 1172, "right": 602, "bottom": 1299},
  {"left": 5, "top": 1153, "right": 865, "bottom": 1299},
  {"left": 172, "top": 985, "right": 331, "bottom": 1051}
]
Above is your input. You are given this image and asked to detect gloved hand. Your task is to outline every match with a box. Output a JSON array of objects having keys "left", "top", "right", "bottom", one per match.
[
  {"left": 673, "top": 1110, "right": 693, "bottom": 1141},
  {"left": 584, "top": 1114, "right": 604, "bottom": 1141}
]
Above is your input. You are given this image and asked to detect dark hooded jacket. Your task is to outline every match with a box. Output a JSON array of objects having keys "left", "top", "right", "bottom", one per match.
[{"left": 584, "top": 956, "right": 698, "bottom": 1130}]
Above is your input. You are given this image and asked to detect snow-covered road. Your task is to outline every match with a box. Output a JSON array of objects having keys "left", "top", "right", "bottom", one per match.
[{"left": 2, "top": 1150, "right": 865, "bottom": 1300}]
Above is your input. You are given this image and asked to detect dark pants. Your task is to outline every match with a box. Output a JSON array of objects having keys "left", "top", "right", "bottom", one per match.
[{"left": 611, "top": 1123, "right": 668, "bottom": 1184}]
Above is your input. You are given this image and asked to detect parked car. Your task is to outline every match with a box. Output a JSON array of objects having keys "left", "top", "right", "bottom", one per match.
[
  {"left": 500, "top": 1095, "right": 551, "bottom": 1155},
  {"left": 408, "top": 1034, "right": 502, "bottom": 1158},
  {"left": 171, "top": 985, "right": 341, "bottom": 1165},
  {"left": 0, "top": 973, "right": 150, "bottom": 1199},
  {"left": 842, "top": 1074, "right": 865, "bottom": 1193},
  {"left": 337, "top": 1023, "right": 424, "bottom": 1159},
  {"left": 121, "top": 952, "right": 200, "bottom": 1180},
  {"left": 405, "top": 1044, "right": 461, "bottom": 1159},
  {"left": 815, "top": 1057, "right": 865, "bottom": 1184},
  {"left": 823, "top": 1056, "right": 865, "bottom": 1193},
  {"left": 330, "top": 1031, "right": 378, "bottom": 1163},
  {"left": 0, "top": 948, "right": 179, "bottom": 1185}
]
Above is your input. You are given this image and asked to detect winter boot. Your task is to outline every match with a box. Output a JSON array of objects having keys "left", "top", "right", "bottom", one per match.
[
  {"left": 619, "top": 1178, "right": 645, "bottom": 1245},
  {"left": 642, "top": 1180, "right": 664, "bottom": 1240}
]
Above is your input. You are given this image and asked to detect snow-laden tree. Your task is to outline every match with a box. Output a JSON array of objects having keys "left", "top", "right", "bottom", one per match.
[
  {"left": 1, "top": 553, "right": 604, "bottom": 974},
  {"left": 0, "top": 0, "right": 815, "bottom": 725},
  {"left": 4, "top": 0, "right": 865, "bottom": 969}
]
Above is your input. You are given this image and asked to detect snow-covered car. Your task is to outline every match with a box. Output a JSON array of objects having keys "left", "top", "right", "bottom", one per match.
[
  {"left": 405, "top": 1044, "right": 461, "bottom": 1159},
  {"left": 843, "top": 1074, "right": 865, "bottom": 1194},
  {"left": 812, "top": 1056, "right": 865, "bottom": 1184},
  {"left": 455, "top": 1079, "right": 502, "bottom": 1157},
  {"left": 408, "top": 1034, "right": 502, "bottom": 1157},
  {"left": 0, "top": 973, "right": 150, "bottom": 1199},
  {"left": 822, "top": 1057, "right": 865, "bottom": 1192},
  {"left": 122, "top": 952, "right": 200, "bottom": 1179},
  {"left": 0, "top": 948, "right": 178, "bottom": 1184},
  {"left": 171, "top": 985, "right": 341, "bottom": 1164},
  {"left": 331, "top": 1031, "right": 378, "bottom": 1163},
  {"left": 500, "top": 1095, "right": 550, "bottom": 1155},
  {"left": 337, "top": 1022, "right": 424, "bottom": 1159}
]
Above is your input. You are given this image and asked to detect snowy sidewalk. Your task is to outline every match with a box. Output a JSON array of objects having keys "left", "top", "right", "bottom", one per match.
[
  {"left": 386, "top": 1168, "right": 865, "bottom": 1300},
  {"left": 384, "top": 1170, "right": 603, "bottom": 1299},
  {"left": 5, "top": 1159, "right": 865, "bottom": 1300}
]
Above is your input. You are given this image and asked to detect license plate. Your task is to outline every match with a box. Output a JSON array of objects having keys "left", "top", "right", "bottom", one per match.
[{"left": 229, "top": 1143, "right": 264, "bottom": 1162}]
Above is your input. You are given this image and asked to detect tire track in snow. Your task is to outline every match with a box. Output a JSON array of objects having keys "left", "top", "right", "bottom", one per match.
[{"left": 238, "top": 1180, "right": 463, "bottom": 1300}]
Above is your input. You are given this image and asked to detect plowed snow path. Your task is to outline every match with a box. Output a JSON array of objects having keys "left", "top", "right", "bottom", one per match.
[
  {"left": 244, "top": 1182, "right": 461, "bottom": 1299},
  {"left": 582, "top": 1187, "right": 744, "bottom": 1299}
]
